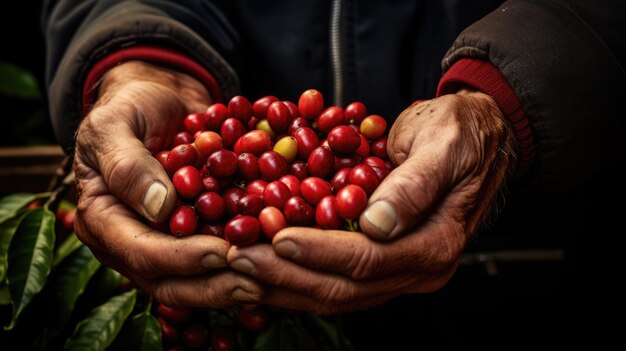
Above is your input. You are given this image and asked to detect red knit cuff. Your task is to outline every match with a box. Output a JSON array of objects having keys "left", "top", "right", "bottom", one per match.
[
  {"left": 437, "top": 58, "right": 534, "bottom": 177},
  {"left": 82, "top": 45, "right": 223, "bottom": 114}
]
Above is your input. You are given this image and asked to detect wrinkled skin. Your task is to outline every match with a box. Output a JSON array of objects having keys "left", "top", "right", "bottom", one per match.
[{"left": 74, "top": 61, "right": 264, "bottom": 307}]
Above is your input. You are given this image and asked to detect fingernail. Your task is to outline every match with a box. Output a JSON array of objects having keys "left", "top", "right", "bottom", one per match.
[
  {"left": 202, "top": 253, "right": 226, "bottom": 269},
  {"left": 232, "top": 287, "right": 262, "bottom": 302},
  {"left": 143, "top": 181, "right": 167, "bottom": 220},
  {"left": 230, "top": 258, "right": 256, "bottom": 275},
  {"left": 363, "top": 201, "right": 397, "bottom": 237},
  {"left": 274, "top": 240, "right": 299, "bottom": 259}
]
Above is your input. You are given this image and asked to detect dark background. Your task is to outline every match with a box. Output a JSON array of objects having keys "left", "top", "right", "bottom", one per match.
[
  {"left": 0, "top": 3, "right": 46, "bottom": 84},
  {"left": 0, "top": 2, "right": 55, "bottom": 146}
]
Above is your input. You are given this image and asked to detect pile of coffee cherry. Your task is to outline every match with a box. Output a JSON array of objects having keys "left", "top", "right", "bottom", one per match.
[{"left": 154, "top": 89, "right": 391, "bottom": 245}]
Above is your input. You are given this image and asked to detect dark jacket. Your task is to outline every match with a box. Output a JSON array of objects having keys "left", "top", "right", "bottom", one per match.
[{"left": 42, "top": 0, "right": 626, "bottom": 347}]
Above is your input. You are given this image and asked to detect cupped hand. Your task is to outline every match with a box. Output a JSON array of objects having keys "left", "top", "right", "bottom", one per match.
[
  {"left": 228, "top": 90, "right": 515, "bottom": 313},
  {"left": 73, "top": 61, "right": 263, "bottom": 307}
]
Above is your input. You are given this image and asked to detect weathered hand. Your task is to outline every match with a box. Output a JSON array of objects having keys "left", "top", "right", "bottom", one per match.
[
  {"left": 228, "top": 90, "right": 515, "bottom": 313},
  {"left": 74, "top": 61, "right": 263, "bottom": 307}
]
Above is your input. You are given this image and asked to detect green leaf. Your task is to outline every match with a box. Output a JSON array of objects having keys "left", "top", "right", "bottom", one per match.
[
  {"left": 0, "top": 214, "right": 26, "bottom": 282},
  {"left": 53, "top": 233, "right": 84, "bottom": 268},
  {"left": 0, "top": 193, "right": 37, "bottom": 224},
  {"left": 0, "top": 62, "right": 42, "bottom": 99},
  {"left": 110, "top": 307, "right": 162, "bottom": 351},
  {"left": 0, "top": 283, "right": 10, "bottom": 305},
  {"left": 5, "top": 208, "right": 55, "bottom": 330},
  {"left": 65, "top": 289, "right": 137, "bottom": 351},
  {"left": 90, "top": 268, "right": 122, "bottom": 301},
  {"left": 53, "top": 245, "right": 101, "bottom": 326}
]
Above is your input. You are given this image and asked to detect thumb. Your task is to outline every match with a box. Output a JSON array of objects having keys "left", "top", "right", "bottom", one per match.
[
  {"left": 76, "top": 107, "right": 177, "bottom": 223},
  {"left": 359, "top": 150, "right": 451, "bottom": 241},
  {"left": 358, "top": 100, "right": 460, "bottom": 241}
]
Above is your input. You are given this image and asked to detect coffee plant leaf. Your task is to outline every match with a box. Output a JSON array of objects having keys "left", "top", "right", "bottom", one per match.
[
  {"left": 53, "top": 233, "right": 83, "bottom": 268},
  {"left": 53, "top": 245, "right": 101, "bottom": 326},
  {"left": 0, "top": 193, "right": 37, "bottom": 224},
  {"left": 64, "top": 289, "right": 137, "bottom": 351},
  {"left": 111, "top": 306, "right": 162, "bottom": 351},
  {"left": 5, "top": 208, "right": 55, "bottom": 330},
  {"left": 0, "top": 214, "right": 26, "bottom": 282}
]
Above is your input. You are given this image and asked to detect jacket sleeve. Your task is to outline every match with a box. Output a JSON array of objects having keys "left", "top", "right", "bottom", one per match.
[
  {"left": 42, "top": 0, "right": 241, "bottom": 153},
  {"left": 439, "top": 0, "right": 626, "bottom": 195}
]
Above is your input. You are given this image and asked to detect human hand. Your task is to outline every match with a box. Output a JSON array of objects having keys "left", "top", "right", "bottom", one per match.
[
  {"left": 227, "top": 90, "right": 515, "bottom": 313},
  {"left": 73, "top": 61, "right": 264, "bottom": 307}
]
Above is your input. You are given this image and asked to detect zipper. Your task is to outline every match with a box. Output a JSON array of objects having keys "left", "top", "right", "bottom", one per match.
[{"left": 329, "top": 0, "right": 344, "bottom": 107}]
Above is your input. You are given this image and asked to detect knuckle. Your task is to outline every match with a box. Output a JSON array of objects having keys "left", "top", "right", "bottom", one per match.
[
  {"left": 409, "top": 174, "right": 439, "bottom": 209},
  {"left": 316, "top": 279, "right": 354, "bottom": 306},
  {"left": 349, "top": 245, "right": 383, "bottom": 280},
  {"left": 195, "top": 276, "right": 233, "bottom": 309},
  {"left": 103, "top": 151, "right": 146, "bottom": 197},
  {"left": 386, "top": 171, "right": 438, "bottom": 219},
  {"left": 151, "top": 283, "right": 180, "bottom": 307}
]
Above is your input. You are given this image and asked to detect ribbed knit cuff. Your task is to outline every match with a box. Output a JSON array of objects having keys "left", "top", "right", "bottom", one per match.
[
  {"left": 437, "top": 58, "right": 534, "bottom": 177},
  {"left": 82, "top": 45, "right": 223, "bottom": 115}
]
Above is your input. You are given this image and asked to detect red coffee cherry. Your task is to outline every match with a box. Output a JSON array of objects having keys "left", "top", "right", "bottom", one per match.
[
  {"left": 228, "top": 95, "right": 253, "bottom": 123},
  {"left": 166, "top": 144, "right": 198, "bottom": 173},
  {"left": 344, "top": 101, "right": 367, "bottom": 125},
  {"left": 258, "top": 151, "right": 288, "bottom": 181},
  {"left": 252, "top": 95, "right": 280, "bottom": 119},
  {"left": 206, "top": 149, "right": 238, "bottom": 178},
  {"left": 348, "top": 164, "right": 380, "bottom": 196},
  {"left": 169, "top": 205, "right": 198, "bottom": 236},
  {"left": 183, "top": 113, "right": 206, "bottom": 134},
  {"left": 283, "top": 196, "right": 315, "bottom": 226},
  {"left": 328, "top": 125, "right": 361, "bottom": 154},
  {"left": 307, "top": 146, "right": 334, "bottom": 179},
  {"left": 300, "top": 177, "right": 333, "bottom": 206},
  {"left": 298, "top": 89, "right": 324, "bottom": 120},
  {"left": 316, "top": 106, "right": 344, "bottom": 134},
  {"left": 336, "top": 185, "right": 367, "bottom": 220},
  {"left": 258, "top": 206, "right": 287, "bottom": 239},
  {"left": 157, "top": 304, "right": 193, "bottom": 324},
  {"left": 172, "top": 165, "right": 202, "bottom": 199},
  {"left": 315, "top": 195, "right": 342, "bottom": 229},
  {"left": 195, "top": 191, "right": 226, "bottom": 222},
  {"left": 225, "top": 215, "right": 261, "bottom": 246},
  {"left": 267, "top": 101, "right": 293, "bottom": 134}
]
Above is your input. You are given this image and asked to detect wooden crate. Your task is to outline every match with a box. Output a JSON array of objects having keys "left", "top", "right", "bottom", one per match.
[{"left": 0, "top": 145, "right": 66, "bottom": 196}]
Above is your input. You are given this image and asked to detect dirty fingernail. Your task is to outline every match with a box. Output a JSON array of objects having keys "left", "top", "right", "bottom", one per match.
[
  {"left": 363, "top": 201, "right": 397, "bottom": 237},
  {"left": 230, "top": 258, "right": 256, "bottom": 275},
  {"left": 202, "top": 253, "right": 226, "bottom": 269},
  {"left": 232, "top": 287, "right": 262, "bottom": 302},
  {"left": 274, "top": 240, "right": 300, "bottom": 259},
  {"left": 143, "top": 181, "right": 167, "bottom": 220}
]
